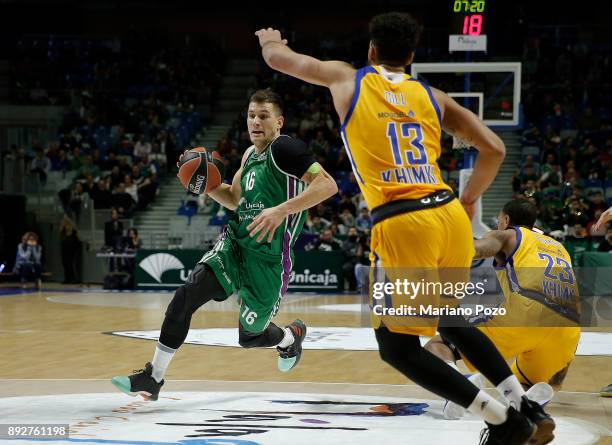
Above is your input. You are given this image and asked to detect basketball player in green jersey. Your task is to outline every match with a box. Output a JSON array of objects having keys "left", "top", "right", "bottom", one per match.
[{"left": 111, "top": 89, "right": 338, "bottom": 400}]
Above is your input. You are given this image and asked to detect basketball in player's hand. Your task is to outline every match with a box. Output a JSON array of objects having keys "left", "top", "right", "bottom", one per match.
[{"left": 176, "top": 147, "right": 225, "bottom": 194}]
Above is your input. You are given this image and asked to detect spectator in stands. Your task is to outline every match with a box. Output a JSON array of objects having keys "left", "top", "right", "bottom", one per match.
[
  {"left": 313, "top": 229, "right": 341, "bottom": 251},
  {"left": 111, "top": 183, "right": 135, "bottom": 217},
  {"left": 69, "top": 146, "right": 84, "bottom": 171},
  {"left": 133, "top": 134, "right": 152, "bottom": 160},
  {"left": 521, "top": 155, "right": 540, "bottom": 176},
  {"left": 91, "top": 178, "right": 112, "bottom": 209},
  {"left": 30, "top": 148, "right": 51, "bottom": 185},
  {"left": 102, "top": 151, "right": 120, "bottom": 171},
  {"left": 569, "top": 223, "right": 588, "bottom": 239},
  {"left": 338, "top": 193, "right": 357, "bottom": 216},
  {"left": 356, "top": 207, "right": 372, "bottom": 232},
  {"left": 13, "top": 232, "right": 43, "bottom": 289},
  {"left": 92, "top": 149, "right": 103, "bottom": 168},
  {"left": 59, "top": 181, "right": 87, "bottom": 219},
  {"left": 136, "top": 170, "right": 157, "bottom": 209},
  {"left": 540, "top": 164, "right": 562, "bottom": 189},
  {"left": 341, "top": 227, "right": 360, "bottom": 291},
  {"left": 330, "top": 215, "right": 348, "bottom": 236},
  {"left": 51, "top": 148, "right": 70, "bottom": 172},
  {"left": 150, "top": 142, "right": 167, "bottom": 173},
  {"left": 104, "top": 208, "right": 124, "bottom": 251},
  {"left": 340, "top": 208, "right": 355, "bottom": 228},
  {"left": 597, "top": 228, "right": 612, "bottom": 252},
  {"left": 588, "top": 191, "right": 607, "bottom": 221},
  {"left": 131, "top": 164, "right": 143, "bottom": 185},
  {"left": 118, "top": 157, "right": 132, "bottom": 177},
  {"left": 157, "top": 130, "right": 176, "bottom": 172},
  {"left": 140, "top": 154, "right": 158, "bottom": 177},
  {"left": 124, "top": 174, "right": 139, "bottom": 205},
  {"left": 123, "top": 228, "right": 142, "bottom": 287},
  {"left": 59, "top": 215, "right": 81, "bottom": 284},
  {"left": 520, "top": 164, "right": 539, "bottom": 185},
  {"left": 309, "top": 130, "right": 329, "bottom": 157},
  {"left": 216, "top": 132, "right": 236, "bottom": 157},
  {"left": 77, "top": 155, "right": 100, "bottom": 180},
  {"left": 109, "top": 165, "right": 123, "bottom": 190},
  {"left": 306, "top": 215, "right": 328, "bottom": 234},
  {"left": 125, "top": 228, "right": 142, "bottom": 250},
  {"left": 81, "top": 174, "right": 95, "bottom": 194}
]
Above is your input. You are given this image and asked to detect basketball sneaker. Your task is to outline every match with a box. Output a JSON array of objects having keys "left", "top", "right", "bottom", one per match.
[
  {"left": 443, "top": 373, "right": 485, "bottom": 420},
  {"left": 600, "top": 384, "right": 612, "bottom": 397},
  {"left": 277, "top": 319, "right": 307, "bottom": 372},
  {"left": 111, "top": 362, "right": 164, "bottom": 401},
  {"left": 520, "top": 395, "right": 555, "bottom": 445},
  {"left": 479, "top": 406, "right": 536, "bottom": 445}
]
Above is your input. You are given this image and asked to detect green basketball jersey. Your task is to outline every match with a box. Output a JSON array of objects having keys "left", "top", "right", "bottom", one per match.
[{"left": 227, "top": 141, "right": 307, "bottom": 259}]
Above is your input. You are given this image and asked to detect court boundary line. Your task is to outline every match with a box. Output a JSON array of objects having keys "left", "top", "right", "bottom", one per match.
[{"left": 0, "top": 378, "right": 604, "bottom": 396}]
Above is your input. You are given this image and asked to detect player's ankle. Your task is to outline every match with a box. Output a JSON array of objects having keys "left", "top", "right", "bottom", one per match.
[{"left": 277, "top": 327, "right": 295, "bottom": 349}]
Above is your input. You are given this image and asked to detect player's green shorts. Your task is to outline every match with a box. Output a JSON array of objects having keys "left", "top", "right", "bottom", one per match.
[{"left": 199, "top": 232, "right": 291, "bottom": 333}]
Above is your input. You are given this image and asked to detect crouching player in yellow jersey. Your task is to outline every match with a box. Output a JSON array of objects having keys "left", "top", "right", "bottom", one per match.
[
  {"left": 426, "top": 199, "right": 580, "bottom": 425},
  {"left": 256, "top": 11, "right": 554, "bottom": 445}
]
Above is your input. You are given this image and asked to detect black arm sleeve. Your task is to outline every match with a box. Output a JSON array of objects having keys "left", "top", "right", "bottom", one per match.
[{"left": 270, "top": 135, "right": 316, "bottom": 179}]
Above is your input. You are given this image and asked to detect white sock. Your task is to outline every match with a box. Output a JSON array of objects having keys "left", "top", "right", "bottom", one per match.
[
  {"left": 151, "top": 342, "right": 176, "bottom": 383},
  {"left": 277, "top": 328, "right": 295, "bottom": 349},
  {"left": 468, "top": 390, "right": 509, "bottom": 425},
  {"left": 496, "top": 375, "right": 526, "bottom": 410}
]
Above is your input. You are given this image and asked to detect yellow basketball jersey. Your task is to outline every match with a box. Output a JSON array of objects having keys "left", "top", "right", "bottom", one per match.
[
  {"left": 341, "top": 65, "right": 451, "bottom": 209},
  {"left": 494, "top": 227, "right": 580, "bottom": 325}
]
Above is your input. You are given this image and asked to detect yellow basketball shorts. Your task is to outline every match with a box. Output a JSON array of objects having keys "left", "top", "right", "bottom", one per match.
[
  {"left": 461, "top": 326, "right": 580, "bottom": 386},
  {"left": 369, "top": 198, "right": 475, "bottom": 336}
]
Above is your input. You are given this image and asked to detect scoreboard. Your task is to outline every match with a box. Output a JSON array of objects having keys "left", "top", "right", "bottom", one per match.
[{"left": 449, "top": 0, "right": 487, "bottom": 52}]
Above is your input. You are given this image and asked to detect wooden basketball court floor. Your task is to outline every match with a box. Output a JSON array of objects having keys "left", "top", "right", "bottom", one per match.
[{"left": 0, "top": 286, "right": 610, "bottom": 444}]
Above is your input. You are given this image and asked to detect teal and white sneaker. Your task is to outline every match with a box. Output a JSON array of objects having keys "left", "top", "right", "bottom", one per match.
[
  {"left": 111, "top": 362, "right": 164, "bottom": 401},
  {"left": 277, "top": 320, "right": 307, "bottom": 372},
  {"left": 443, "top": 373, "right": 485, "bottom": 420}
]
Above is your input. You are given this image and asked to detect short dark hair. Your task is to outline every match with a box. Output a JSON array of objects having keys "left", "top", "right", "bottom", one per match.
[
  {"left": 249, "top": 88, "right": 283, "bottom": 115},
  {"left": 502, "top": 199, "right": 537, "bottom": 228},
  {"left": 369, "top": 12, "right": 421, "bottom": 66}
]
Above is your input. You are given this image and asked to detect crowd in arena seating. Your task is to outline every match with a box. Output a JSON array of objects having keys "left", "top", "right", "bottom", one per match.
[
  {"left": 3, "top": 34, "right": 222, "bottom": 285},
  {"left": 512, "top": 37, "right": 611, "bottom": 250},
  {"left": 6, "top": 34, "right": 215, "bottom": 221},
  {"left": 7, "top": 27, "right": 611, "bottom": 289}
]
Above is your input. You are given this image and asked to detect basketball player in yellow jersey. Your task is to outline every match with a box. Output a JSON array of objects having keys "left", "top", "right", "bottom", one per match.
[
  {"left": 256, "top": 12, "right": 554, "bottom": 445},
  {"left": 426, "top": 199, "right": 580, "bottom": 421}
]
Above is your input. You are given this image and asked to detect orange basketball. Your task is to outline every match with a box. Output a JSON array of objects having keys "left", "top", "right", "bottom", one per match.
[{"left": 176, "top": 147, "right": 224, "bottom": 194}]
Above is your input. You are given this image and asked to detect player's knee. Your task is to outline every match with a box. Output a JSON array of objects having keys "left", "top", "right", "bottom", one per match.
[{"left": 165, "top": 285, "right": 189, "bottom": 321}]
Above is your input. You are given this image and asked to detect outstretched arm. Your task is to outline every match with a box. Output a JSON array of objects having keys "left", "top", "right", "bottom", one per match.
[
  {"left": 473, "top": 230, "right": 515, "bottom": 259},
  {"left": 432, "top": 88, "right": 506, "bottom": 219},
  {"left": 255, "top": 28, "right": 355, "bottom": 121},
  {"left": 255, "top": 28, "right": 355, "bottom": 88},
  {"left": 594, "top": 207, "right": 612, "bottom": 231}
]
